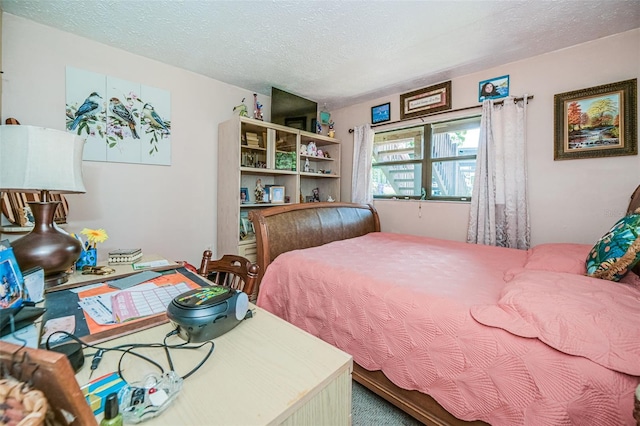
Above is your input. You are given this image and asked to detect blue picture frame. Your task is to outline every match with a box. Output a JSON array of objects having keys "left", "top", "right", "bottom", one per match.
[
  {"left": 240, "top": 187, "right": 250, "bottom": 204},
  {"left": 371, "top": 102, "right": 391, "bottom": 124},
  {"left": 0, "top": 247, "right": 24, "bottom": 309},
  {"left": 478, "top": 75, "right": 510, "bottom": 102}
]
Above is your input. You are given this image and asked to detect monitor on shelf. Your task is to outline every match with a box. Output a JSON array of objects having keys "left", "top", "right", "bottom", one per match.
[{"left": 271, "top": 88, "right": 317, "bottom": 133}]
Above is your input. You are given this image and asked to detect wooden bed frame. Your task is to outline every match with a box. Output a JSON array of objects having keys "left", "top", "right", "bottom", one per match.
[
  {"left": 250, "top": 202, "right": 485, "bottom": 425},
  {"left": 250, "top": 190, "right": 640, "bottom": 425}
]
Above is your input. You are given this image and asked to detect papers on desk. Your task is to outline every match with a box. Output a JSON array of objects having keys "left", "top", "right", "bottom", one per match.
[
  {"left": 132, "top": 259, "right": 171, "bottom": 270},
  {"left": 78, "top": 282, "right": 190, "bottom": 325}
]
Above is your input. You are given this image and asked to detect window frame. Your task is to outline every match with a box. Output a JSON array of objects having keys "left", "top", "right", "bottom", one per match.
[{"left": 372, "top": 114, "right": 480, "bottom": 202}]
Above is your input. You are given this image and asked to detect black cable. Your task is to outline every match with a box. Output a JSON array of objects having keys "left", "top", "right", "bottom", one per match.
[{"left": 45, "top": 329, "right": 215, "bottom": 382}]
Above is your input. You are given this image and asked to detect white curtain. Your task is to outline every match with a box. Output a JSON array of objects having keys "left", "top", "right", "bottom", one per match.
[
  {"left": 351, "top": 124, "right": 374, "bottom": 204},
  {"left": 467, "top": 96, "right": 530, "bottom": 249}
]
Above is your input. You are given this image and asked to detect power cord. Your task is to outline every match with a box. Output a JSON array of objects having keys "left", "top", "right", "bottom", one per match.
[{"left": 45, "top": 329, "right": 215, "bottom": 382}]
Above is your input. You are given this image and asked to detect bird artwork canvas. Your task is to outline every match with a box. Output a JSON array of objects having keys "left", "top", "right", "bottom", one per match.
[
  {"left": 66, "top": 67, "right": 171, "bottom": 165},
  {"left": 66, "top": 66, "right": 108, "bottom": 161},
  {"left": 68, "top": 92, "right": 103, "bottom": 131},
  {"left": 109, "top": 97, "right": 140, "bottom": 140}
]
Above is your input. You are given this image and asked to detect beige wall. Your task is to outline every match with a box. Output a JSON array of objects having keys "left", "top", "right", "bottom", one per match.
[
  {"left": 332, "top": 29, "right": 640, "bottom": 246},
  {"left": 2, "top": 13, "right": 639, "bottom": 264},
  {"left": 1, "top": 13, "right": 270, "bottom": 265}
]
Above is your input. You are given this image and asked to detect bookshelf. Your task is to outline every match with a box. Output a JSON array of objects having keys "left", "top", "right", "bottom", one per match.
[{"left": 217, "top": 116, "right": 341, "bottom": 262}]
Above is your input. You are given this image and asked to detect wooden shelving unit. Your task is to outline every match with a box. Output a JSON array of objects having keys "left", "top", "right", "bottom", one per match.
[{"left": 217, "top": 116, "right": 341, "bottom": 261}]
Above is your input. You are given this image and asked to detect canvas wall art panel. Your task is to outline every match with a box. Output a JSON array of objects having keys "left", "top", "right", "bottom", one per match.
[
  {"left": 66, "top": 67, "right": 107, "bottom": 161},
  {"left": 66, "top": 67, "right": 171, "bottom": 165}
]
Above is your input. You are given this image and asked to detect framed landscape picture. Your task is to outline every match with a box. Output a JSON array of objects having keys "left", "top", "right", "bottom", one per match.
[
  {"left": 554, "top": 79, "right": 637, "bottom": 160},
  {"left": 400, "top": 81, "right": 451, "bottom": 120}
]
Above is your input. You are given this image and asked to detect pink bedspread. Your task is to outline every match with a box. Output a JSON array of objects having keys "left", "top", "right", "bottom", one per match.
[{"left": 257, "top": 233, "right": 639, "bottom": 425}]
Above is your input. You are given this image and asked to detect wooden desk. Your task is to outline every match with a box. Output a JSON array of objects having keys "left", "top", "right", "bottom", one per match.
[
  {"left": 52, "top": 254, "right": 180, "bottom": 293},
  {"left": 75, "top": 305, "right": 353, "bottom": 425}
]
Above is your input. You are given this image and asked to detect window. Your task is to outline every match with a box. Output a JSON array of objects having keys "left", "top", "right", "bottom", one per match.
[{"left": 371, "top": 116, "right": 480, "bottom": 201}]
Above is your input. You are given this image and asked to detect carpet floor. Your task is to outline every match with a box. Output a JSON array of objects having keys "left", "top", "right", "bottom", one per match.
[{"left": 352, "top": 381, "right": 424, "bottom": 425}]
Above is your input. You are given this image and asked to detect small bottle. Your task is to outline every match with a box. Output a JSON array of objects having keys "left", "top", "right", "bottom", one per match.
[{"left": 101, "top": 392, "right": 123, "bottom": 426}]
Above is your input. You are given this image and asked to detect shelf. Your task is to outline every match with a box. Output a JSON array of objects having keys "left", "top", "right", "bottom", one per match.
[
  {"left": 299, "top": 131, "right": 340, "bottom": 145},
  {"left": 240, "top": 167, "right": 297, "bottom": 175},
  {"left": 301, "top": 155, "right": 334, "bottom": 162},
  {"left": 300, "top": 172, "right": 340, "bottom": 178}
]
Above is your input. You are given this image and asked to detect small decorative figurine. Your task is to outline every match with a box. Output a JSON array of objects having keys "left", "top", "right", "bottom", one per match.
[
  {"left": 300, "top": 144, "right": 307, "bottom": 155},
  {"left": 328, "top": 120, "right": 335, "bottom": 138},
  {"left": 253, "top": 93, "right": 263, "bottom": 121},
  {"left": 307, "top": 141, "right": 317, "bottom": 156},
  {"left": 255, "top": 179, "right": 265, "bottom": 203},
  {"left": 316, "top": 120, "right": 322, "bottom": 134},
  {"left": 317, "top": 149, "right": 323, "bottom": 158},
  {"left": 304, "top": 158, "right": 310, "bottom": 172},
  {"left": 327, "top": 195, "right": 335, "bottom": 202},
  {"left": 312, "top": 187, "right": 320, "bottom": 202},
  {"left": 233, "top": 98, "right": 248, "bottom": 117}
]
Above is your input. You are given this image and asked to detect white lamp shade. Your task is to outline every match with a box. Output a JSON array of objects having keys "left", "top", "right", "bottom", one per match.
[{"left": 0, "top": 125, "right": 86, "bottom": 193}]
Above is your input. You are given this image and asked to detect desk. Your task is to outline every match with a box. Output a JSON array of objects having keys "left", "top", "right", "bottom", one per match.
[
  {"left": 52, "top": 254, "right": 180, "bottom": 293},
  {"left": 75, "top": 305, "right": 353, "bottom": 425}
]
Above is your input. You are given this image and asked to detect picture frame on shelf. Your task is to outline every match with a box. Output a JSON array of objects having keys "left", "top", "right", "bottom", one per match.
[
  {"left": 241, "top": 218, "right": 254, "bottom": 237},
  {"left": 240, "top": 187, "right": 249, "bottom": 204},
  {"left": 554, "top": 79, "right": 637, "bottom": 160},
  {"left": 478, "top": 75, "right": 509, "bottom": 102},
  {"left": 270, "top": 186, "right": 285, "bottom": 204},
  {"left": 371, "top": 102, "right": 391, "bottom": 124},
  {"left": 400, "top": 81, "right": 451, "bottom": 120},
  {"left": 0, "top": 247, "right": 24, "bottom": 309}
]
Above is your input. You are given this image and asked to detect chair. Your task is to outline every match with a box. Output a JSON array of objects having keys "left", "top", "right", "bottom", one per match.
[{"left": 198, "top": 250, "right": 259, "bottom": 301}]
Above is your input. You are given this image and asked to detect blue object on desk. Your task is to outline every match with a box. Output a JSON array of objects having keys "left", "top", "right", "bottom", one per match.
[
  {"left": 76, "top": 247, "right": 98, "bottom": 270},
  {"left": 82, "top": 371, "right": 126, "bottom": 415}
]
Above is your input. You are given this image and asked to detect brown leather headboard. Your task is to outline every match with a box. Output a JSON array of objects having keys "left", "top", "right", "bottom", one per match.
[{"left": 249, "top": 202, "right": 380, "bottom": 289}]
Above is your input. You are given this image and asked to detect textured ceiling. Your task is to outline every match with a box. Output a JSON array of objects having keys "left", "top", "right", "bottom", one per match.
[{"left": 2, "top": 0, "right": 639, "bottom": 109}]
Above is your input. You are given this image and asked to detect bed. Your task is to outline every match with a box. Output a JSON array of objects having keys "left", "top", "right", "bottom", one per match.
[{"left": 250, "top": 199, "right": 640, "bottom": 425}]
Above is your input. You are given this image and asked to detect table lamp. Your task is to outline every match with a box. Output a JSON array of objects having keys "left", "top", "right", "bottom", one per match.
[{"left": 0, "top": 125, "right": 86, "bottom": 287}]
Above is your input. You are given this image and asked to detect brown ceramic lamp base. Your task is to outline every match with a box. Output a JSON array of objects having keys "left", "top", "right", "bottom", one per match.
[{"left": 11, "top": 202, "right": 82, "bottom": 287}]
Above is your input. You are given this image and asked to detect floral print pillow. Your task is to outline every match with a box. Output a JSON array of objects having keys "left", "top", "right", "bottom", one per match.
[{"left": 586, "top": 208, "right": 640, "bottom": 282}]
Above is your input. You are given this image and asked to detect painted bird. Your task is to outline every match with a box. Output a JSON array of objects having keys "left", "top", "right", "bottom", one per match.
[
  {"left": 69, "top": 92, "right": 102, "bottom": 130},
  {"left": 109, "top": 97, "right": 139, "bottom": 139},
  {"left": 143, "top": 103, "right": 170, "bottom": 134}
]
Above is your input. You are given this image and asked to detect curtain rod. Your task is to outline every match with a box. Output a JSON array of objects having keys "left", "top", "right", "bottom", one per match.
[{"left": 348, "top": 95, "right": 534, "bottom": 133}]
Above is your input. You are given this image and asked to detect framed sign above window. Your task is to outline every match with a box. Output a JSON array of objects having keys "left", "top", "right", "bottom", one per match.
[
  {"left": 371, "top": 102, "right": 391, "bottom": 124},
  {"left": 554, "top": 79, "right": 637, "bottom": 160},
  {"left": 400, "top": 81, "right": 451, "bottom": 120}
]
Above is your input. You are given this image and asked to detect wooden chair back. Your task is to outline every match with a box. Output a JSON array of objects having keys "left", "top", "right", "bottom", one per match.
[{"left": 198, "top": 251, "right": 259, "bottom": 300}]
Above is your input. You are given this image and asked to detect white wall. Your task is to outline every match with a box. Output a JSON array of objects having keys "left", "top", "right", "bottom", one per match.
[
  {"left": 332, "top": 29, "right": 640, "bottom": 246},
  {"left": 2, "top": 14, "right": 639, "bottom": 263},
  {"left": 1, "top": 13, "right": 270, "bottom": 265}
]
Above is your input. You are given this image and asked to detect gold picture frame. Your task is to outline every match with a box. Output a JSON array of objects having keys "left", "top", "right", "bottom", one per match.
[
  {"left": 554, "top": 79, "right": 637, "bottom": 160},
  {"left": 400, "top": 81, "right": 451, "bottom": 120}
]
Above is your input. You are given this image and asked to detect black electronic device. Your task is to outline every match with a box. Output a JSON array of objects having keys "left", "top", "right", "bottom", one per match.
[
  {"left": 166, "top": 286, "right": 249, "bottom": 343},
  {"left": 271, "top": 87, "right": 317, "bottom": 132}
]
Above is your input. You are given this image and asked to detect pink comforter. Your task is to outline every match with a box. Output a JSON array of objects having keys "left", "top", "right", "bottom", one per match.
[{"left": 257, "top": 233, "right": 638, "bottom": 425}]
